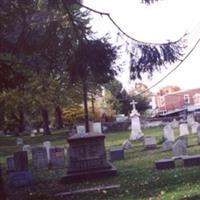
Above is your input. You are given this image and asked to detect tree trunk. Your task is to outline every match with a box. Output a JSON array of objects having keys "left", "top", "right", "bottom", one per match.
[
  {"left": 0, "top": 167, "right": 7, "bottom": 200},
  {"left": 41, "top": 108, "right": 51, "bottom": 135},
  {"left": 55, "top": 105, "right": 63, "bottom": 129},
  {"left": 91, "top": 95, "right": 95, "bottom": 120},
  {"left": 18, "top": 108, "right": 25, "bottom": 133},
  {"left": 83, "top": 81, "right": 89, "bottom": 132}
]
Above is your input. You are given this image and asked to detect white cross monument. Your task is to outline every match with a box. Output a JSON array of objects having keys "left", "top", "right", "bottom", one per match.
[{"left": 130, "top": 99, "right": 144, "bottom": 141}]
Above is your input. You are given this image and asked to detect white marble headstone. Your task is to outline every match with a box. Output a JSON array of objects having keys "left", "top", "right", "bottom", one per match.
[
  {"left": 93, "top": 122, "right": 102, "bottom": 134},
  {"left": 179, "top": 123, "right": 189, "bottom": 136},
  {"left": 22, "top": 144, "right": 31, "bottom": 153},
  {"left": 76, "top": 125, "right": 86, "bottom": 134},
  {"left": 16, "top": 138, "right": 23, "bottom": 145},
  {"left": 191, "top": 122, "right": 199, "bottom": 134},
  {"left": 43, "top": 141, "right": 51, "bottom": 162},
  {"left": 163, "top": 123, "right": 175, "bottom": 142},
  {"left": 171, "top": 119, "right": 179, "bottom": 128}
]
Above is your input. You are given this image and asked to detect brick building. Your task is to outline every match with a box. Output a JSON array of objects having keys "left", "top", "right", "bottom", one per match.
[{"left": 154, "top": 87, "right": 200, "bottom": 115}]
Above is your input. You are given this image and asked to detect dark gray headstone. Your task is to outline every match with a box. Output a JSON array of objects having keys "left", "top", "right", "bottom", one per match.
[
  {"left": 109, "top": 147, "right": 124, "bottom": 161},
  {"left": 8, "top": 171, "right": 32, "bottom": 188},
  {"left": 50, "top": 147, "right": 65, "bottom": 168},
  {"left": 32, "top": 147, "right": 48, "bottom": 169},
  {"left": 172, "top": 138, "right": 187, "bottom": 157},
  {"left": 6, "top": 157, "right": 15, "bottom": 172},
  {"left": 144, "top": 137, "right": 157, "bottom": 150},
  {"left": 155, "top": 158, "right": 175, "bottom": 170},
  {"left": 13, "top": 151, "right": 28, "bottom": 171}
]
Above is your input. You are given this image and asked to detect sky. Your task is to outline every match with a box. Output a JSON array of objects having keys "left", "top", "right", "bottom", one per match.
[{"left": 83, "top": 0, "right": 200, "bottom": 93}]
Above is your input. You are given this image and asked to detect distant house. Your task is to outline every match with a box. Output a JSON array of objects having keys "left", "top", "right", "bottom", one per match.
[{"left": 153, "top": 87, "right": 200, "bottom": 116}]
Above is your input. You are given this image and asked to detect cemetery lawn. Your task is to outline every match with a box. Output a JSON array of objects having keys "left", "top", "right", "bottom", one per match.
[{"left": 1, "top": 127, "right": 200, "bottom": 200}]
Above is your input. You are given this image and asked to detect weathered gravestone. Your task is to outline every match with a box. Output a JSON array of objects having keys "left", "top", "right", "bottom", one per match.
[
  {"left": 171, "top": 118, "right": 179, "bottom": 128},
  {"left": 182, "top": 155, "right": 200, "bottom": 167},
  {"left": 122, "top": 139, "right": 133, "bottom": 150},
  {"left": 50, "top": 147, "right": 65, "bottom": 168},
  {"left": 163, "top": 123, "right": 175, "bottom": 142},
  {"left": 197, "top": 125, "right": 200, "bottom": 144},
  {"left": 109, "top": 147, "right": 124, "bottom": 162},
  {"left": 93, "top": 122, "right": 102, "bottom": 134},
  {"left": 144, "top": 137, "right": 157, "bottom": 150},
  {"left": 162, "top": 140, "right": 173, "bottom": 151},
  {"left": 191, "top": 122, "right": 199, "bottom": 134},
  {"left": 16, "top": 138, "right": 23, "bottom": 145},
  {"left": 76, "top": 125, "right": 86, "bottom": 135},
  {"left": 14, "top": 151, "right": 28, "bottom": 171},
  {"left": 62, "top": 133, "right": 117, "bottom": 183},
  {"left": 172, "top": 137, "right": 187, "bottom": 157},
  {"left": 155, "top": 158, "right": 175, "bottom": 170},
  {"left": 6, "top": 157, "right": 15, "bottom": 172},
  {"left": 22, "top": 145, "right": 31, "bottom": 154},
  {"left": 179, "top": 122, "right": 189, "bottom": 136},
  {"left": 8, "top": 170, "right": 33, "bottom": 188},
  {"left": 43, "top": 141, "right": 51, "bottom": 162},
  {"left": 32, "top": 147, "right": 48, "bottom": 169}
]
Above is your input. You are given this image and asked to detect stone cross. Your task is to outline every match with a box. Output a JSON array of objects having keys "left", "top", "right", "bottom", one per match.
[{"left": 130, "top": 100, "right": 137, "bottom": 110}]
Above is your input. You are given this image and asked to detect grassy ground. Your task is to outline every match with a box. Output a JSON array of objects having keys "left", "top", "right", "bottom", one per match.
[{"left": 1, "top": 127, "right": 200, "bottom": 200}]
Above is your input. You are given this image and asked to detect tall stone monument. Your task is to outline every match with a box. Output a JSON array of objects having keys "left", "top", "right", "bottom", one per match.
[
  {"left": 62, "top": 132, "right": 117, "bottom": 183},
  {"left": 129, "top": 100, "right": 144, "bottom": 141}
]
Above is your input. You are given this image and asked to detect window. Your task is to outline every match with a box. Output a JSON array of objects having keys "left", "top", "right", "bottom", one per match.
[
  {"left": 193, "top": 93, "right": 200, "bottom": 104},
  {"left": 183, "top": 94, "right": 190, "bottom": 105}
]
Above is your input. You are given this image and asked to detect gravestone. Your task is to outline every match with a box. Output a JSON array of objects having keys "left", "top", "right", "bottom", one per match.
[
  {"left": 179, "top": 122, "right": 189, "bottom": 136},
  {"left": 122, "top": 139, "right": 133, "bottom": 150},
  {"left": 22, "top": 145, "right": 31, "bottom": 154},
  {"left": 197, "top": 125, "right": 200, "bottom": 144},
  {"left": 76, "top": 125, "right": 86, "bottom": 135},
  {"left": 50, "top": 147, "right": 65, "bottom": 168},
  {"left": 129, "top": 100, "right": 144, "bottom": 141},
  {"left": 155, "top": 158, "right": 175, "bottom": 170},
  {"left": 43, "top": 141, "right": 51, "bottom": 162},
  {"left": 171, "top": 118, "right": 179, "bottom": 128},
  {"left": 144, "top": 137, "right": 157, "bottom": 150},
  {"left": 14, "top": 151, "right": 28, "bottom": 171},
  {"left": 32, "top": 147, "right": 48, "bottom": 169},
  {"left": 93, "top": 122, "right": 102, "bottom": 134},
  {"left": 30, "top": 133, "right": 35, "bottom": 137},
  {"left": 109, "top": 147, "right": 124, "bottom": 161},
  {"left": 162, "top": 140, "right": 173, "bottom": 151},
  {"left": 62, "top": 133, "right": 117, "bottom": 183},
  {"left": 191, "top": 122, "right": 199, "bottom": 134},
  {"left": 8, "top": 171, "right": 32, "bottom": 188},
  {"left": 163, "top": 123, "right": 175, "bottom": 142},
  {"left": 182, "top": 155, "right": 200, "bottom": 167},
  {"left": 172, "top": 138, "right": 187, "bottom": 157},
  {"left": 187, "top": 114, "right": 195, "bottom": 127},
  {"left": 16, "top": 138, "right": 23, "bottom": 145},
  {"left": 6, "top": 157, "right": 15, "bottom": 172}
]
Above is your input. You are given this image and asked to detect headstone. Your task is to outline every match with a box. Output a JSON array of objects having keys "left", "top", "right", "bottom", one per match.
[
  {"left": 172, "top": 138, "right": 187, "bottom": 157},
  {"left": 155, "top": 158, "right": 175, "bottom": 170},
  {"left": 93, "top": 122, "right": 102, "bottom": 134},
  {"left": 144, "top": 137, "right": 157, "bottom": 150},
  {"left": 197, "top": 125, "right": 200, "bottom": 144},
  {"left": 163, "top": 123, "right": 175, "bottom": 142},
  {"left": 171, "top": 119, "right": 179, "bottom": 128},
  {"left": 16, "top": 138, "right": 23, "bottom": 145},
  {"left": 32, "top": 147, "right": 48, "bottom": 169},
  {"left": 22, "top": 145, "right": 31, "bottom": 154},
  {"left": 8, "top": 171, "right": 32, "bottom": 188},
  {"left": 109, "top": 147, "right": 124, "bottom": 161},
  {"left": 39, "top": 128, "right": 44, "bottom": 133},
  {"left": 182, "top": 155, "right": 200, "bottom": 167},
  {"left": 76, "top": 125, "right": 86, "bottom": 135},
  {"left": 187, "top": 114, "right": 195, "bottom": 127},
  {"left": 50, "top": 147, "right": 65, "bottom": 168},
  {"left": 6, "top": 157, "right": 15, "bottom": 172},
  {"left": 13, "top": 151, "right": 28, "bottom": 171},
  {"left": 30, "top": 133, "right": 35, "bottom": 137},
  {"left": 122, "top": 139, "right": 133, "bottom": 150},
  {"left": 129, "top": 100, "right": 144, "bottom": 141},
  {"left": 179, "top": 122, "right": 189, "bottom": 136},
  {"left": 162, "top": 140, "right": 173, "bottom": 151},
  {"left": 191, "top": 122, "right": 199, "bottom": 134},
  {"left": 62, "top": 133, "right": 117, "bottom": 183},
  {"left": 43, "top": 141, "right": 51, "bottom": 162}
]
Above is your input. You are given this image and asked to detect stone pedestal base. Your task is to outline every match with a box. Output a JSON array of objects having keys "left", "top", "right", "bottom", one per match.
[{"left": 61, "top": 163, "right": 117, "bottom": 183}]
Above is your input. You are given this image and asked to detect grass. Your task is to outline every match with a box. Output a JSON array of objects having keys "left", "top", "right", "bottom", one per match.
[{"left": 1, "top": 127, "right": 200, "bottom": 200}]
